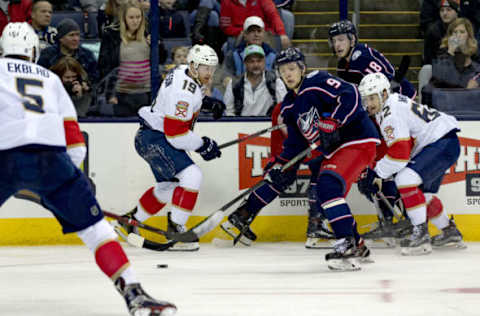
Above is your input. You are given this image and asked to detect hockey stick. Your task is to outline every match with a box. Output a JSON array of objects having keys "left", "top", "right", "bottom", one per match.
[
  {"left": 113, "top": 225, "right": 175, "bottom": 251},
  {"left": 103, "top": 210, "right": 172, "bottom": 238},
  {"left": 13, "top": 190, "right": 177, "bottom": 251},
  {"left": 376, "top": 191, "right": 404, "bottom": 221},
  {"left": 218, "top": 124, "right": 286, "bottom": 150},
  {"left": 393, "top": 55, "right": 411, "bottom": 83},
  {"left": 169, "top": 143, "right": 319, "bottom": 243}
]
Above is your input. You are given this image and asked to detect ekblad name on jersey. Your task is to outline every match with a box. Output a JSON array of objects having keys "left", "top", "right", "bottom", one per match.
[
  {"left": 374, "top": 93, "right": 459, "bottom": 179},
  {"left": 279, "top": 70, "right": 380, "bottom": 160},
  {"left": 139, "top": 65, "right": 205, "bottom": 151},
  {"left": 0, "top": 58, "right": 85, "bottom": 165}
]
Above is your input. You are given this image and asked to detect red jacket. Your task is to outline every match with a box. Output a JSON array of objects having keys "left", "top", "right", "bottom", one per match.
[
  {"left": 0, "top": 0, "right": 33, "bottom": 35},
  {"left": 220, "top": 0, "right": 286, "bottom": 37}
]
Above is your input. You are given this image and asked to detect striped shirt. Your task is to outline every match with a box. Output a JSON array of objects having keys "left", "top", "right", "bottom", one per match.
[{"left": 117, "top": 40, "right": 151, "bottom": 93}]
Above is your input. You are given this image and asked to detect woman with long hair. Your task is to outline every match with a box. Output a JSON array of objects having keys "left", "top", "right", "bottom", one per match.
[{"left": 98, "top": 0, "right": 167, "bottom": 116}]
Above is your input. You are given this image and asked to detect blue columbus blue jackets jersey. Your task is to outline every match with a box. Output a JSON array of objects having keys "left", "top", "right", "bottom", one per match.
[
  {"left": 337, "top": 43, "right": 416, "bottom": 99},
  {"left": 279, "top": 71, "right": 380, "bottom": 160}
]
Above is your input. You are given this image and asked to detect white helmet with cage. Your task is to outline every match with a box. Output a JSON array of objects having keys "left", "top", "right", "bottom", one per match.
[
  {"left": 187, "top": 44, "right": 218, "bottom": 69},
  {"left": 358, "top": 72, "right": 391, "bottom": 108},
  {"left": 1, "top": 22, "right": 40, "bottom": 63}
]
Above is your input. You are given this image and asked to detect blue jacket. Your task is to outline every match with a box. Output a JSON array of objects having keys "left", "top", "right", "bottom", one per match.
[
  {"left": 38, "top": 43, "right": 99, "bottom": 84},
  {"left": 279, "top": 70, "right": 380, "bottom": 160}
]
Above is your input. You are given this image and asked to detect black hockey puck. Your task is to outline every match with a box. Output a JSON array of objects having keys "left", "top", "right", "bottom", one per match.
[{"left": 156, "top": 264, "right": 168, "bottom": 268}]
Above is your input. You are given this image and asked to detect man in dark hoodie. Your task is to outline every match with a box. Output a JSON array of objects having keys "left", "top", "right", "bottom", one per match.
[
  {"left": 38, "top": 18, "right": 99, "bottom": 83},
  {"left": 423, "top": 0, "right": 460, "bottom": 65}
]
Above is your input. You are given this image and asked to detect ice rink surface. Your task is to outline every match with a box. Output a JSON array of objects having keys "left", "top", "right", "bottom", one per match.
[{"left": 0, "top": 242, "right": 479, "bottom": 316}]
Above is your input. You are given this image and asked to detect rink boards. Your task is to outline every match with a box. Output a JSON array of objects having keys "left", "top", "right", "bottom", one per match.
[{"left": 0, "top": 120, "right": 479, "bottom": 245}]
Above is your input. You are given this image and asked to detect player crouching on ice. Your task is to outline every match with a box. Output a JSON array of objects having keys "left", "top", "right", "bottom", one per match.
[
  {"left": 0, "top": 23, "right": 176, "bottom": 315},
  {"left": 358, "top": 73, "right": 465, "bottom": 255},
  {"left": 117, "top": 44, "right": 225, "bottom": 251}
]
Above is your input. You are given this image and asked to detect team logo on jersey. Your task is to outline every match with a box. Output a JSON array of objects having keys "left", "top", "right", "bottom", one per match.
[
  {"left": 383, "top": 125, "right": 395, "bottom": 141},
  {"left": 298, "top": 107, "right": 321, "bottom": 142},
  {"left": 175, "top": 101, "right": 189, "bottom": 118},
  {"left": 351, "top": 50, "right": 362, "bottom": 61}
]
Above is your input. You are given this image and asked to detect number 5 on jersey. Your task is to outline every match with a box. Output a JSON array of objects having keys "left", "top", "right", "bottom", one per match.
[{"left": 16, "top": 78, "right": 44, "bottom": 113}]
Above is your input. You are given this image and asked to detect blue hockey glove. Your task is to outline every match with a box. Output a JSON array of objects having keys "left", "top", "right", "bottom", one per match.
[
  {"left": 195, "top": 136, "right": 221, "bottom": 161},
  {"left": 358, "top": 168, "right": 382, "bottom": 200},
  {"left": 263, "top": 157, "right": 297, "bottom": 192},
  {"left": 202, "top": 96, "right": 225, "bottom": 120}
]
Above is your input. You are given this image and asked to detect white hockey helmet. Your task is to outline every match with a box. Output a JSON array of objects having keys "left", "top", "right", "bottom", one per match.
[
  {"left": 187, "top": 44, "right": 218, "bottom": 69},
  {"left": 1, "top": 22, "right": 40, "bottom": 63},
  {"left": 358, "top": 72, "right": 391, "bottom": 108}
]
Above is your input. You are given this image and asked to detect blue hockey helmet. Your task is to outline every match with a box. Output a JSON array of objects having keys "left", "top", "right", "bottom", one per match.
[
  {"left": 275, "top": 47, "right": 306, "bottom": 69},
  {"left": 328, "top": 20, "right": 358, "bottom": 44}
]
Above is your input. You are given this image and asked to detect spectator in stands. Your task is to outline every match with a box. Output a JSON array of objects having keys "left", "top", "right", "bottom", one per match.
[
  {"left": 97, "top": 0, "right": 124, "bottom": 38},
  {"left": 161, "top": 45, "right": 189, "bottom": 78},
  {"left": 220, "top": 0, "right": 291, "bottom": 51},
  {"left": 423, "top": 0, "right": 459, "bottom": 65},
  {"left": 30, "top": 0, "right": 57, "bottom": 51},
  {"left": 50, "top": 56, "right": 93, "bottom": 117},
  {"left": 421, "top": 0, "right": 480, "bottom": 39},
  {"left": 38, "top": 18, "right": 99, "bottom": 83},
  {"left": 232, "top": 16, "right": 277, "bottom": 77},
  {"left": 190, "top": 0, "right": 225, "bottom": 61},
  {"left": 224, "top": 44, "right": 286, "bottom": 116},
  {"left": 274, "top": 0, "right": 294, "bottom": 40},
  {"left": 422, "top": 18, "right": 480, "bottom": 104},
  {"left": 158, "top": 0, "right": 186, "bottom": 38},
  {"left": 98, "top": 0, "right": 167, "bottom": 116},
  {"left": 0, "top": 0, "right": 32, "bottom": 34}
]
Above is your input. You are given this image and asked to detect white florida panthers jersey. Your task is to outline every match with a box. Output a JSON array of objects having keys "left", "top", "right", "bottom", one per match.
[
  {"left": 374, "top": 93, "right": 458, "bottom": 178},
  {"left": 138, "top": 65, "right": 204, "bottom": 151},
  {"left": 0, "top": 58, "right": 85, "bottom": 165}
]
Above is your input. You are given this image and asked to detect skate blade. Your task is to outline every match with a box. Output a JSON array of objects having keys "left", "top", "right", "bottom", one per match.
[
  {"left": 167, "top": 242, "right": 199, "bottom": 252},
  {"left": 305, "top": 237, "right": 333, "bottom": 249},
  {"left": 401, "top": 243, "right": 432, "bottom": 256},
  {"left": 220, "top": 222, "right": 252, "bottom": 246},
  {"left": 327, "top": 258, "right": 361, "bottom": 271},
  {"left": 134, "top": 306, "right": 177, "bottom": 316},
  {"left": 432, "top": 240, "right": 467, "bottom": 249},
  {"left": 364, "top": 238, "right": 396, "bottom": 249}
]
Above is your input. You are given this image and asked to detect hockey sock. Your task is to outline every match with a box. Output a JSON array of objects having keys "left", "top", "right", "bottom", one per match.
[
  {"left": 136, "top": 187, "right": 167, "bottom": 222},
  {"left": 352, "top": 221, "right": 361, "bottom": 244},
  {"left": 245, "top": 182, "right": 280, "bottom": 216},
  {"left": 170, "top": 186, "right": 199, "bottom": 225},
  {"left": 426, "top": 195, "right": 450, "bottom": 230},
  {"left": 322, "top": 198, "right": 354, "bottom": 239},
  {"left": 77, "top": 219, "right": 138, "bottom": 284},
  {"left": 398, "top": 186, "right": 426, "bottom": 226},
  {"left": 95, "top": 240, "right": 133, "bottom": 281}
]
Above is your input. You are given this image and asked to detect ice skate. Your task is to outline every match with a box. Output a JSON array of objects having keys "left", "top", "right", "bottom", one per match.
[
  {"left": 354, "top": 238, "right": 374, "bottom": 263},
  {"left": 115, "top": 277, "right": 177, "bottom": 316},
  {"left": 325, "top": 237, "right": 361, "bottom": 271},
  {"left": 361, "top": 218, "right": 396, "bottom": 248},
  {"left": 392, "top": 217, "right": 413, "bottom": 239},
  {"left": 431, "top": 217, "right": 466, "bottom": 249},
  {"left": 220, "top": 201, "right": 257, "bottom": 246},
  {"left": 167, "top": 212, "right": 199, "bottom": 251},
  {"left": 116, "top": 207, "right": 140, "bottom": 235},
  {"left": 400, "top": 222, "right": 432, "bottom": 256},
  {"left": 305, "top": 213, "right": 335, "bottom": 249}
]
